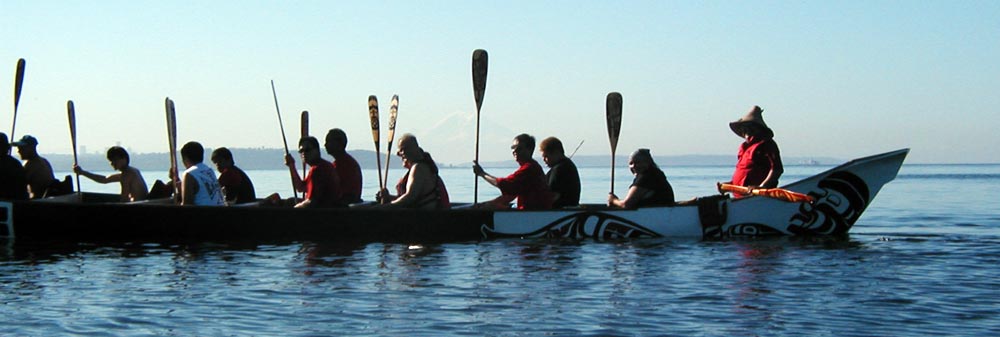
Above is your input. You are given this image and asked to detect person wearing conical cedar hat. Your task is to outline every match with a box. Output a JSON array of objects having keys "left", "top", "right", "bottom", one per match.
[{"left": 722, "top": 105, "right": 783, "bottom": 198}]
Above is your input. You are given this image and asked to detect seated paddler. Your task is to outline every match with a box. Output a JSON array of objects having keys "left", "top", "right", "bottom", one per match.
[
  {"left": 472, "top": 133, "right": 553, "bottom": 210},
  {"left": 177, "top": 141, "right": 225, "bottom": 206},
  {"left": 284, "top": 136, "right": 344, "bottom": 208},
  {"left": 211, "top": 147, "right": 256, "bottom": 205},
  {"left": 376, "top": 134, "right": 450, "bottom": 209},
  {"left": 608, "top": 148, "right": 675, "bottom": 209},
  {"left": 74, "top": 146, "right": 149, "bottom": 202}
]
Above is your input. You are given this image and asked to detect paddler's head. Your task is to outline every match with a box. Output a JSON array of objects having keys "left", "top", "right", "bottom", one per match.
[
  {"left": 396, "top": 134, "right": 425, "bottom": 167},
  {"left": 628, "top": 148, "right": 655, "bottom": 175},
  {"left": 297, "top": 136, "right": 322, "bottom": 164},
  {"left": 511, "top": 134, "right": 535, "bottom": 163}
]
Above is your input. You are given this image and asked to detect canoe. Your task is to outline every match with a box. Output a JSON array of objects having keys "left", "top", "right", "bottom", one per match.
[{"left": 0, "top": 149, "right": 908, "bottom": 242}]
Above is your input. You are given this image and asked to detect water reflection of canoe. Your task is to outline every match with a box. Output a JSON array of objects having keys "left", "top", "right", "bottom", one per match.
[{"left": 1, "top": 149, "right": 908, "bottom": 242}]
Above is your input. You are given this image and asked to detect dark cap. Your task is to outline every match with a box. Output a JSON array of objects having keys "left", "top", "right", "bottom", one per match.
[
  {"left": 12, "top": 135, "right": 38, "bottom": 146},
  {"left": 0, "top": 133, "right": 8, "bottom": 147}
]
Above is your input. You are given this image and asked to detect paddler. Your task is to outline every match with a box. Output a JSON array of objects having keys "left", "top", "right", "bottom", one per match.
[
  {"left": 607, "top": 148, "right": 675, "bottom": 209},
  {"left": 74, "top": 146, "right": 149, "bottom": 202},
  {"left": 472, "top": 133, "right": 553, "bottom": 210},
  {"left": 376, "top": 134, "right": 450, "bottom": 209}
]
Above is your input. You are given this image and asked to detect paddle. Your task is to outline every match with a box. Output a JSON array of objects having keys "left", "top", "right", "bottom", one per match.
[
  {"left": 300, "top": 110, "right": 309, "bottom": 187},
  {"left": 472, "top": 49, "right": 488, "bottom": 204},
  {"left": 718, "top": 183, "right": 814, "bottom": 203},
  {"left": 382, "top": 95, "right": 399, "bottom": 190},
  {"left": 67, "top": 100, "right": 81, "bottom": 195},
  {"left": 270, "top": 80, "right": 297, "bottom": 202},
  {"left": 569, "top": 140, "right": 584, "bottom": 159},
  {"left": 368, "top": 95, "right": 383, "bottom": 193},
  {"left": 11, "top": 58, "right": 25, "bottom": 142},
  {"left": 606, "top": 92, "right": 622, "bottom": 194},
  {"left": 164, "top": 97, "right": 179, "bottom": 198}
]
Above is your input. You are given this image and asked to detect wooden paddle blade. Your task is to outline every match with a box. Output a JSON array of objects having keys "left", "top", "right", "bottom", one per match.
[
  {"left": 164, "top": 97, "right": 173, "bottom": 144},
  {"left": 166, "top": 98, "right": 177, "bottom": 145},
  {"left": 388, "top": 95, "right": 399, "bottom": 132},
  {"left": 385, "top": 95, "right": 399, "bottom": 152},
  {"left": 14, "top": 58, "right": 25, "bottom": 110},
  {"left": 368, "top": 95, "right": 384, "bottom": 190},
  {"left": 67, "top": 100, "right": 77, "bottom": 147},
  {"left": 472, "top": 49, "right": 488, "bottom": 112},
  {"left": 368, "top": 95, "right": 380, "bottom": 146},
  {"left": 300, "top": 110, "right": 309, "bottom": 138},
  {"left": 384, "top": 95, "right": 399, "bottom": 188},
  {"left": 164, "top": 97, "right": 178, "bottom": 169},
  {"left": 606, "top": 92, "right": 622, "bottom": 151}
]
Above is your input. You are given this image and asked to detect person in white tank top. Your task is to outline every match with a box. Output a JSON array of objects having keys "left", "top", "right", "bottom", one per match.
[{"left": 178, "top": 141, "right": 224, "bottom": 206}]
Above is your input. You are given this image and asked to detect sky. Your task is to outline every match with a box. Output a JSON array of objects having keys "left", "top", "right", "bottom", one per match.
[{"left": 2, "top": 1, "right": 998, "bottom": 164}]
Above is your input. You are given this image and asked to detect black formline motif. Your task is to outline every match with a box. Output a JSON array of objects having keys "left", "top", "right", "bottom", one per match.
[
  {"left": 723, "top": 170, "right": 872, "bottom": 238},
  {"left": 483, "top": 211, "right": 660, "bottom": 240}
]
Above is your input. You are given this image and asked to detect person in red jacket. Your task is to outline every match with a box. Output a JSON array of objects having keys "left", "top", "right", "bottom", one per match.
[
  {"left": 324, "top": 128, "right": 363, "bottom": 205},
  {"left": 473, "top": 134, "right": 553, "bottom": 210},
  {"left": 721, "top": 105, "right": 783, "bottom": 198},
  {"left": 284, "top": 137, "right": 343, "bottom": 208}
]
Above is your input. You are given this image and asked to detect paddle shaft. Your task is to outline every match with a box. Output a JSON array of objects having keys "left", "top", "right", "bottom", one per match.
[
  {"left": 569, "top": 140, "right": 584, "bottom": 159},
  {"left": 472, "top": 49, "right": 488, "bottom": 204},
  {"left": 383, "top": 95, "right": 399, "bottom": 190},
  {"left": 606, "top": 92, "right": 622, "bottom": 194},
  {"left": 11, "top": 58, "right": 25, "bottom": 142},
  {"left": 67, "top": 100, "right": 81, "bottom": 194},
  {"left": 368, "top": 95, "right": 383, "bottom": 192},
  {"left": 300, "top": 110, "right": 308, "bottom": 187},
  {"left": 270, "top": 80, "right": 297, "bottom": 201}
]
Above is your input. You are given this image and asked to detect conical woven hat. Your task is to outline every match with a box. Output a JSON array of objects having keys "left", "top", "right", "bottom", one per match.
[{"left": 729, "top": 105, "right": 771, "bottom": 137}]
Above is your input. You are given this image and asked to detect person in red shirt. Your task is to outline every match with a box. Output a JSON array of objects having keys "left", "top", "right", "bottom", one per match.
[
  {"left": 721, "top": 105, "right": 783, "bottom": 198},
  {"left": 473, "top": 134, "right": 553, "bottom": 210},
  {"left": 324, "top": 128, "right": 363, "bottom": 204},
  {"left": 284, "top": 136, "right": 343, "bottom": 208}
]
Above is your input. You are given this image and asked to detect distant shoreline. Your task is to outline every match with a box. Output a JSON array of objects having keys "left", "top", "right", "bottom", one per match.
[
  {"left": 36, "top": 147, "right": 853, "bottom": 171},
  {"left": 37, "top": 148, "right": 997, "bottom": 172}
]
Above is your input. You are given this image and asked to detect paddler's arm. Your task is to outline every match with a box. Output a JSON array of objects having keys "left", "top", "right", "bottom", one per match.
[
  {"left": 608, "top": 186, "right": 649, "bottom": 209},
  {"left": 758, "top": 163, "right": 783, "bottom": 189},
  {"left": 385, "top": 164, "right": 432, "bottom": 208},
  {"left": 758, "top": 171, "right": 780, "bottom": 189},
  {"left": 758, "top": 146, "right": 783, "bottom": 189},
  {"left": 284, "top": 153, "right": 306, "bottom": 192},
  {"left": 73, "top": 165, "right": 119, "bottom": 184},
  {"left": 472, "top": 161, "right": 499, "bottom": 187},
  {"left": 181, "top": 171, "right": 199, "bottom": 205}
]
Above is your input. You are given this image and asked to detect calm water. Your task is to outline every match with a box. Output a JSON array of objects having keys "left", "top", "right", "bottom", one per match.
[{"left": 3, "top": 163, "right": 999, "bottom": 336}]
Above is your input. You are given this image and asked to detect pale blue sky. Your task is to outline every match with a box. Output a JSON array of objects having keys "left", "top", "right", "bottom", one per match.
[{"left": 3, "top": 1, "right": 998, "bottom": 164}]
